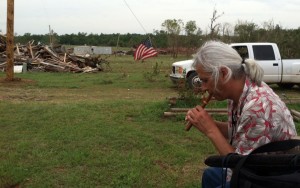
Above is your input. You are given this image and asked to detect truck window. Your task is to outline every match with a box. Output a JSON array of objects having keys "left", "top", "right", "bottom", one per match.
[
  {"left": 232, "top": 46, "right": 249, "bottom": 60},
  {"left": 252, "top": 45, "right": 275, "bottom": 60}
]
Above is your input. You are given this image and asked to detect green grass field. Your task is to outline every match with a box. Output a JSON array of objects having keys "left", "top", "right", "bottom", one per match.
[{"left": 0, "top": 55, "right": 299, "bottom": 187}]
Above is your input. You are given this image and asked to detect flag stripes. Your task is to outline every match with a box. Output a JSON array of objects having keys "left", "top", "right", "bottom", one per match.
[{"left": 134, "top": 37, "right": 158, "bottom": 61}]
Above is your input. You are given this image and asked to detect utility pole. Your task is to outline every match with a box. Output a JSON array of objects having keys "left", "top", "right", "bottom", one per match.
[
  {"left": 49, "top": 25, "right": 53, "bottom": 47},
  {"left": 116, "top": 34, "right": 120, "bottom": 50},
  {"left": 6, "top": 0, "right": 15, "bottom": 81}
]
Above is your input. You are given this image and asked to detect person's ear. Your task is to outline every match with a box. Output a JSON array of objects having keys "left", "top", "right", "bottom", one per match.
[{"left": 219, "top": 66, "right": 229, "bottom": 80}]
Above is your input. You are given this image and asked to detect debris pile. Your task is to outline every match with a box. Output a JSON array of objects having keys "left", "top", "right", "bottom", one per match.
[{"left": 0, "top": 34, "right": 112, "bottom": 73}]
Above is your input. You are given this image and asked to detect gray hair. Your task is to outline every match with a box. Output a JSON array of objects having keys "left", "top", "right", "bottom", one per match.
[{"left": 193, "top": 40, "right": 264, "bottom": 89}]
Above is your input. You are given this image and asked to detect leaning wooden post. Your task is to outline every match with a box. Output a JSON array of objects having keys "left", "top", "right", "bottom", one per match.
[{"left": 6, "top": 0, "right": 15, "bottom": 81}]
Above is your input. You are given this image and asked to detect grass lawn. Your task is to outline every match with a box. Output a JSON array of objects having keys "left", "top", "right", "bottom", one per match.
[{"left": 0, "top": 55, "right": 299, "bottom": 187}]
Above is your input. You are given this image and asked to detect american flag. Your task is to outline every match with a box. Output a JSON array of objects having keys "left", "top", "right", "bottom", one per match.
[{"left": 134, "top": 37, "right": 158, "bottom": 61}]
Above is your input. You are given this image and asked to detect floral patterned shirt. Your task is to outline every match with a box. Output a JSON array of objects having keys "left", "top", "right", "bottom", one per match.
[{"left": 228, "top": 78, "right": 297, "bottom": 155}]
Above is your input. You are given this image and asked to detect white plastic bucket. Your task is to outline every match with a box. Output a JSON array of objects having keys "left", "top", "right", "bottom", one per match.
[{"left": 14, "top": 65, "right": 23, "bottom": 73}]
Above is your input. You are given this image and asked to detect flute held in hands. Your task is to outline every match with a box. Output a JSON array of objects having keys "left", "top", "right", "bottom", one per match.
[{"left": 185, "top": 93, "right": 213, "bottom": 131}]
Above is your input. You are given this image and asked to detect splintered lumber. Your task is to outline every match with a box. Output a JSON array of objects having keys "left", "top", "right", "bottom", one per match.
[
  {"left": 63, "top": 53, "right": 67, "bottom": 63},
  {"left": 0, "top": 37, "right": 111, "bottom": 73},
  {"left": 82, "top": 67, "right": 99, "bottom": 73},
  {"left": 163, "top": 111, "right": 227, "bottom": 117},
  {"left": 291, "top": 109, "right": 300, "bottom": 122},
  {"left": 39, "top": 61, "right": 66, "bottom": 70},
  {"left": 44, "top": 45, "right": 61, "bottom": 60},
  {"left": 16, "top": 43, "right": 20, "bottom": 55},
  {"left": 28, "top": 42, "right": 34, "bottom": 58},
  {"left": 170, "top": 108, "right": 227, "bottom": 113},
  {"left": 291, "top": 109, "right": 300, "bottom": 118},
  {"left": 38, "top": 59, "right": 83, "bottom": 73},
  {"left": 168, "top": 97, "right": 178, "bottom": 105},
  {"left": 284, "top": 99, "right": 300, "bottom": 104},
  {"left": 167, "top": 96, "right": 216, "bottom": 106},
  {"left": 0, "top": 62, "right": 7, "bottom": 68}
]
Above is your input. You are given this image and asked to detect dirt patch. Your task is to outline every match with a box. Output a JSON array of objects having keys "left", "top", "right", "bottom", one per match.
[
  {"left": 0, "top": 77, "right": 50, "bottom": 102},
  {"left": 0, "top": 87, "right": 51, "bottom": 102},
  {"left": 0, "top": 77, "right": 36, "bottom": 85}
]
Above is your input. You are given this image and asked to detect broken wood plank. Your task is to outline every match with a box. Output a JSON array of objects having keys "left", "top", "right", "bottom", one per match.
[
  {"left": 291, "top": 109, "right": 300, "bottom": 118},
  {"left": 163, "top": 111, "right": 227, "bottom": 117},
  {"left": 16, "top": 43, "right": 20, "bottom": 55},
  {"left": 63, "top": 53, "right": 67, "bottom": 63},
  {"left": 170, "top": 108, "right": 227, "bottom": 113},
  {"left": 43, "top": 45, "right": 61, "bottom": 60},
  {"left": 38, "top": 60, "right": 65, "bottom": 69},
  {"left": 293, "top": 115, "right": 300, "bottom": 122},
  {"left": 28, "top": 42, "right": 34, "bottom": 59}
]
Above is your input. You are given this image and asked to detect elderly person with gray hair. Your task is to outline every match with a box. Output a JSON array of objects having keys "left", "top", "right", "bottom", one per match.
[{"left": 185, "top": 40, "right": 297, "bottom": 188}]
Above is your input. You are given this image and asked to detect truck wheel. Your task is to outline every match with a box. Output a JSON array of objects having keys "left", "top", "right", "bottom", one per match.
[
  {"left": 277, "top": 83, "right": 294, "bottom": 89},
  {"left": 187, "top": 72, "right": 202, "bottom": 89}
]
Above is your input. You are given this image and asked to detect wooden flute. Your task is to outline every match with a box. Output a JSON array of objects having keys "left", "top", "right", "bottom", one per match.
[{"left": 185, "top": 93, "right": 213, "bottom": 131}]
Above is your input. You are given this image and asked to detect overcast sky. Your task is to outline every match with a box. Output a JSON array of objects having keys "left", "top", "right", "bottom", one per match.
[{"left": 0, "top": 0, "right": 299, "bottom": 35}]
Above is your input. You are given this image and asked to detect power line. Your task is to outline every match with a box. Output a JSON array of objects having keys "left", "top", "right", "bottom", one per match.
[{"left": 123, "top": 0, "right": 148, "bottom": 34}]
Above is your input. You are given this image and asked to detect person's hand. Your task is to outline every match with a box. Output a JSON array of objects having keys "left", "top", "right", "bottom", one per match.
[{"left": 186, "top": 105, "right": 217, "bottom": 136}]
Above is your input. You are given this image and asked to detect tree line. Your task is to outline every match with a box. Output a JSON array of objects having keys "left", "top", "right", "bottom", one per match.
[{"left": 14, "top": 19, "right": 300, "bottom": 59}]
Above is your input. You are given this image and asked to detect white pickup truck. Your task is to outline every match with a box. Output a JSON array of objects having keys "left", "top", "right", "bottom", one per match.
[{"left": 170, "top": 42, "right": 300, "bottom": 89}]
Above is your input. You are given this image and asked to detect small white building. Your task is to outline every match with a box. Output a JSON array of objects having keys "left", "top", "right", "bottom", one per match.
[{"left": 73, "top": 46, "right": 112, "bottom": 56}]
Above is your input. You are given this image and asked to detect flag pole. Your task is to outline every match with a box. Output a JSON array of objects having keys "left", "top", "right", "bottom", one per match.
[
  {"left": 123, "top": 0, "right": 158, "bottom": 61},
  {"left": 123, "top": 0, "right": 148, "bottom": 34},
  {"left": 147, "top": 35, "right": 156, "bottom": 49}
]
